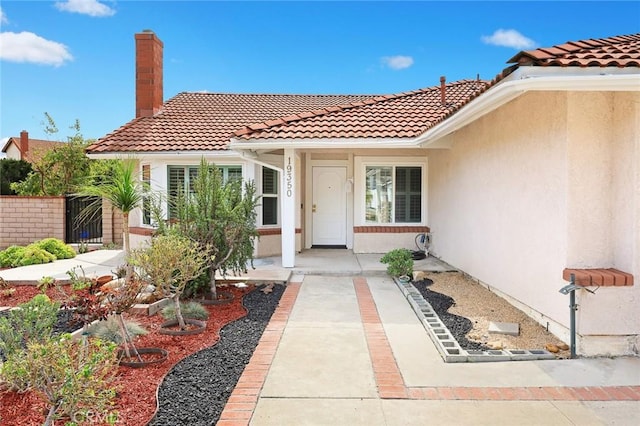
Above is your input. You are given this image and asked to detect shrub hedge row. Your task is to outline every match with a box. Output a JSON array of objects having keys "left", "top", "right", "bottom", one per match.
[{"left": 0, "top": 238, "right": 76, "bottom": 268}]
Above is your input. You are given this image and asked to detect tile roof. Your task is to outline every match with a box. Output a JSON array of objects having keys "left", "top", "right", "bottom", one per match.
[
  {"left": 233, "top": 80, "right": 489, "bottom": 141},
  {"left": 507, "top": 33, "right": 640, "bottom": 67},
  {"left": 87, "top": 32, "right": 638, "bottom": 154},
  {"left": 86, "top": 93, "right": 374, "bottom": 153},
  {"left": 1, "top": 137, "right": 66, "bottom": 163}
]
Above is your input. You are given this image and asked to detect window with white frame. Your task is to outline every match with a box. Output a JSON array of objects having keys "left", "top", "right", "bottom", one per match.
[
  {"left": 167, "top": 165, "right": 242, "bottom": 218},
  {"left": 141, "top": 164, "right": 151, "bottom": 225},
  {"left": 365, "top": 165, "right": 422, "bottom": 223},
  {"left": 261, "top": 167, "right": 278, "bottom": 226}
]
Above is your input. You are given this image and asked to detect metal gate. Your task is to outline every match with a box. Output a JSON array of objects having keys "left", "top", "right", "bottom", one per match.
[{"left": 65, "top": 196, "right": 103, "bottom": 243}]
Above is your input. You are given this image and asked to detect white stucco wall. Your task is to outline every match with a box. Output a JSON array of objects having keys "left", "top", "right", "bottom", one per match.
[
  {"left": 428, "top": 90, "right": 639, "bottom": 356},
  {"left": 569, "top": 91, "right": 640, "bottom": 355},
  {"left": 4, "top": 143, "right": 21, "bottom": 160}
]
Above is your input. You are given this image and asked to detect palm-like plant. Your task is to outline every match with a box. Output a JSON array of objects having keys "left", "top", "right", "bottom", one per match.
[{"left": 78, "top": 158, "right": 148, "bottom": 280}]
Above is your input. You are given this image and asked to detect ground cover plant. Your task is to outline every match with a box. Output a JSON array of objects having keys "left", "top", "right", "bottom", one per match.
[{"left": 0, "top": 238, "right": 76, "bottom": 268}]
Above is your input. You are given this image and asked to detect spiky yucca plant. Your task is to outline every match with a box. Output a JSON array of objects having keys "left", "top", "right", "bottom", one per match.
[
  {"left": 160, "top": 301, "right": 209, "bottom": 321},
  {"left": 90, "top": 315, "right": 147, "bottom": 344}
]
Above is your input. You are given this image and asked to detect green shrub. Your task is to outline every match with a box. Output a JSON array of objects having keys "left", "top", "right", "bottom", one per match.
[
  {"left": 184, "top": 270, "right": 210, "bottom": 298},
  {"left": 0, "top": 245, "right": 25, "bottom": 267},
  {"left": 0, "top": 294, "right": 60, "bottom": 359},
  {"left": 380, "top": 248, "right": 414, "bottom": 278},
  {"left": 16, "top": 244, "right": 56, "bottom": 266},
  {"left": 34, "top": 238, "right": 76, "bottom": 260},
  {"left": 89, "top": 316, "right": 147, "bottom": 344},
  {"left": 161, "top": 301, "right": 209, "bottom": 321},
  {"left": 0, "top": 333, "right": 118, "bottom": 423}
]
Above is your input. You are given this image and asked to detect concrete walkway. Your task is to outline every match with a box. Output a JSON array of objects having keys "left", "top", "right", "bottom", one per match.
[
  {"left": 0, "top": 249, "right": 126, "bottom": 284},
  {"left": 220, "top": 275, "right": 640, "bottom": 426}
]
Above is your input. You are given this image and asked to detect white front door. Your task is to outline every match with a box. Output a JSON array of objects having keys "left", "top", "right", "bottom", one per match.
[{"left": 312, "top": 166, "right": 347, "bottom": 246}]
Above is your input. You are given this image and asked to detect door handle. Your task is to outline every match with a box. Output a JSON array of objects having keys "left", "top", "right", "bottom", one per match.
[{"left": 312, "top": 204, "right": 317, "bottom": 213}]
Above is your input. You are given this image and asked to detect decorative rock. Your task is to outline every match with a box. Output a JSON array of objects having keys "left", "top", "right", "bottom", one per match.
[
  {"left": 136, "top": 293, "right": 156, "bottom": 304},
  {"left": 487, "top": 340, "right": 504, "bottom": 350},
  {"left": 101, "top": 278, "right": 125, "bottom": 291},
  {"left": 413, "top": 271, "right": 428, "bottom": 281},
  {"left": 545, "top": 343, "right": 559, "bottom": 353},
  {"left": 468, "top": 333, "right": 482, "bottom": 341},
  {"left": 557, "top": 343, "right": 569, "bottom": 351}
]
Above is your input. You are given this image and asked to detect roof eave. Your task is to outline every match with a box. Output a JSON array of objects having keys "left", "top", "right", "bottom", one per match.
[
  {"left": 229, "top": 137, "right": 420, "bottom": 151},
  {"left": 416, "top": 69, "right": 640, "bottom": 148},
  {"left": 86, "top": 150, "right": 239, "bottom": 160}
]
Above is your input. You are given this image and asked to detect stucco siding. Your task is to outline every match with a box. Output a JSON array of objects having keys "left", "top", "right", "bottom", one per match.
[
  {"left": 566, "top": 92, "right": 639, "bottom": 342},
  {"left": 428, "top": 90, "right": 639, "bottom": 355},
  {"left": 429, "top": 91, "right": 569, "bottom": 325}
]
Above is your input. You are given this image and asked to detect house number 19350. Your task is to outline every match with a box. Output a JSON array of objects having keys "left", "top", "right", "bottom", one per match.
[{"left": 285, "top": 157, "right": 293, "bottom": 197}]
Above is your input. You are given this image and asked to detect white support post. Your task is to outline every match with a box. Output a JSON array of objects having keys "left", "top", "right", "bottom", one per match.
[{"left": 281, "top": 148, "right": 296, "bottom": 267}]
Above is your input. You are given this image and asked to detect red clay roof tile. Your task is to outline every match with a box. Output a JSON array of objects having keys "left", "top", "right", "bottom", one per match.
[
  {"left": 234, "top": 80, "right": 489, "bottom": 141},
  {"left": 508, "top": 33, "right": 640, "bottom": 67},
  {"left": 86, "top": 93, "right": 375, "bottom": 153}
]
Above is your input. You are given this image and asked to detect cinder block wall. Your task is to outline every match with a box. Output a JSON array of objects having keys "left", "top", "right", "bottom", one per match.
[{"left": 0, "top": 196, "right": 65, "bottom": 249}]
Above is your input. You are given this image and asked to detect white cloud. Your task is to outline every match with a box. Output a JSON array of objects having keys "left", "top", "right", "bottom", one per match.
[
  {"left": 481, "top": 29, "right": 536, "bottom": 50},
  {"left": 0, "top": 31, "right": 73, "bottom": 66},
  {"left": 0, "top": 6, "right": 8, "bottom": 24},
  {"left": 381, "top": 55, "right": 414, "bottom": 70},
  {"left": 55, "top": 0, "right": 115, "bottom": 17}
]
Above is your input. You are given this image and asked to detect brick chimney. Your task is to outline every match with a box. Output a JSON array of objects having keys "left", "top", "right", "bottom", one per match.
[
  {"left": 20, "top": 130, "right": 29, "bottom": 154},
  {"left": 135, "top": 30, "right": 163, "bottom": 118},
  {"left": 440, "top": 76, "right": 446, "bottom": 106}
]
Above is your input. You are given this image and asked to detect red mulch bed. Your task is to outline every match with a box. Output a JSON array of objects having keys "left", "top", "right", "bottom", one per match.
[{"left": 0, "top": 285, "right": 251, "bottom": 425}]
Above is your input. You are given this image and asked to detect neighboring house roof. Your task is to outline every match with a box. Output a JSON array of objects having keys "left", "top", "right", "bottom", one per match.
[
  {"left": 507, "top": 33, "right": 640, "bottom": 67},
  {"left": 85, "top": 93, "right": 375, "bottom": 153},
  {"left": 233, "top": 80, "right": 489, "bottom": 140},
  {"left": 1, "top": 137, "right": 66, "bottom": 163}
]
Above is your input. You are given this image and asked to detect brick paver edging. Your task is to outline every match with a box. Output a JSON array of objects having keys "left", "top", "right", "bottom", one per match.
[
  {"left": 217, "top": 282, "right": 302, "bottom": 426},
  {"left": 353, "top": 276, "right": 640, "bottom": 402}
]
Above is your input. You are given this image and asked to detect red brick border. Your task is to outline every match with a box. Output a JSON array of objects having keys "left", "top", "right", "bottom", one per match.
[
  {"left": 353, "top": 226, "right": 430, "bottom": 234},
  {"left": 353, "top": 276, "right": 640, "bottom": 402},
  {"left": 217, "top": 282, "right": 301, "bottom": 426},
  {"left": 563, "top": 268, "right": 634, "bottom": 286}
]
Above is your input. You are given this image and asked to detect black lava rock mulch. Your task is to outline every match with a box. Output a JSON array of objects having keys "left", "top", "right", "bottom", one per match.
[
  {"left": 412, "top": 279, "right": 489, "bottom": 351},
  {"left": 149, "top": 284, "right": 285, "bottom": 426}
]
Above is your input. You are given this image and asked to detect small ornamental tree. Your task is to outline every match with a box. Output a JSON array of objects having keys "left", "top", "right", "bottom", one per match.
[
  {"left": 174, "top": 157, "right": 259, "bottom": 299},
  {"left": 130, "top": 233, "right": 210, "bottom": 330},
  {"left": 78, "top": 158, "right": 150, "bottom": 282},
  {"left": 100, "top": 279, "right": 147, "bottom": 360},
  {"left": 11, "top": 114, "right": 93, "bottom": 196},
  {"left": 0, "top": 334, "right": 118, "bottom": 426}
]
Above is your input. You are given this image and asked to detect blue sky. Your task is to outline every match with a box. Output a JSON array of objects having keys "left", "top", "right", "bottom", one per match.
[{"left": 1, "top": 1, "right": 639, "bottom": 144}]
